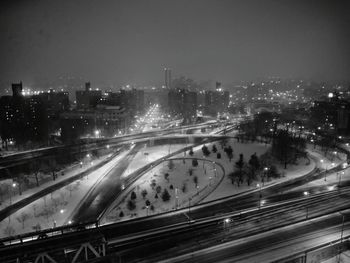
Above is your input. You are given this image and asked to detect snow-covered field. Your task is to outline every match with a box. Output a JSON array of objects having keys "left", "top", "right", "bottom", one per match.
[
  {"left": 102, "top": 157, "right": 223, "bottom": 223},
  {"left": 102, "top": 138, "right": 317, "bottom": 224},
  {"left": 176, "top": 139, "right": 315, "bottom": 203},
  {"left": 121, "top": 144, "right": 191, "bottom": 178}
]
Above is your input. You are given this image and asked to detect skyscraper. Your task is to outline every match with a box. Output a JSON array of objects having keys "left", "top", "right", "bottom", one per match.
[{"left": 164, "top": 68, "right": 172, "bottom": 89}]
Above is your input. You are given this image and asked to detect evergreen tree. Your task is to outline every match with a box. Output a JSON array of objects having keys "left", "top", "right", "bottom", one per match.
[
  {"left": 127, "top": 200, "right": 136, "bottom": 210},
  {"left": 235, "top": 153, "right": 245, "bottom": 184},
  {"left": 161, "top": 189, "right": 171, "bottom": 202},
  {"left": 202, "top": 145, "right": 210, "bottom": 157},
  {"left": 130, "top": 191, "right": 137, "bottom": 200}
]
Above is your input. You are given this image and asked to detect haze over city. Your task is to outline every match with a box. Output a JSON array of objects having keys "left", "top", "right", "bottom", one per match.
[{"left": 1, "top": 0, "right": 350, "bottom": 90}]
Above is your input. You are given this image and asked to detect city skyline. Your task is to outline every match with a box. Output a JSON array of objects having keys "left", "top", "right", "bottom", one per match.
[{"left": 1, "top": 0, "right": 350, "bottom": 90}]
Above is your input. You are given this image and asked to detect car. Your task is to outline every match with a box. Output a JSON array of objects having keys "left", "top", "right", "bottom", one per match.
[{"left": 37, "top": 233, "right": 48, "bottom": 240}]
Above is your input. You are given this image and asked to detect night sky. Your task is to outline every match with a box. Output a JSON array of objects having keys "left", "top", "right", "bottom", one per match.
[{"left": 0, "top": 0, "right": 349, "bottom": 89}]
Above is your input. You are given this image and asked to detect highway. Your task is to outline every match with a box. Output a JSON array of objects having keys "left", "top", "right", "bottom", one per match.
[
  {"left": 163, "top": 211, "right": 350, "bottom": 263},
  {"left": 0, "top": 147, "right": 126, "bottom": 222},
  {"left": 1, "top": 185, "right": 349, "bottom": 262},
  {"left": 105, "top": 188, "right": 350, "bottom": 262},
  {"left": 0, "top": 121, "right": 221, "bottom": 170},
  {"left": 69, "top": 144, "right": 142, "bottom": 223},
  {"left": 1, "top": 121, "right": 349, "bottom": 262}
]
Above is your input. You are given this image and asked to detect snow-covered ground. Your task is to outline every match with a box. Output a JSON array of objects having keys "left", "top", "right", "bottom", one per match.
[
  {"left": 0, "top": 149, "right": 131, "bottom": 238},
  {"left": 176, "top": 139, "right": 316, "bottom": 203},
  {"left": 122, "top": 144, "right": 191, "bottom": 178},
  {"left": 0, "top": 152, "right": 113, "bottom": 210},
  {"left": 102, "top": 138, "right": 320, "bottom": 224},
  {"left": 322, "top": 251, "right": 350, "bottom": 263},
  {"left": 0, "top": 135, "right": 333, "bottom": 238},
  {"left": 102, "top": 157, "right": 223, "bottom": 223}
]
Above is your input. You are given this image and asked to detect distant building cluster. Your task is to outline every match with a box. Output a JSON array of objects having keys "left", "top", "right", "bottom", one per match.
[
  {"left": 1, "top": 74, "right": 349, "bottom": 149},
  {"left": 0, "top": 81, "right": 145, "bottom": 147}
]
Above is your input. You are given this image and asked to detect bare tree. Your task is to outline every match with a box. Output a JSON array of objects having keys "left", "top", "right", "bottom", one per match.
[
  {"left": 32, "top": 204, "right": 37, "bottom": 217},
  {"left": 32, "top": 223, "right": 41, "bottom": 232},
  {"left": 52, "top": 198, "right": 60, "bottom": 212},
  {"left": 193, "top": 176, "right": 198, "bottom": 187},
  {"left": 141, "top": 189, "right": 148, "bottom": 199},
  {"left": 3, "top": 225, "right": 15, "bottom": 236},
  {"left": 168, "top": 159, "right": 175, "bottom": 170},
  {"left": 59, "top": 192, "right": 66, "bottom": 205},
  {"left": 30, "top": 161, "right": 41, "bottom": 187},
  {"left": 16, "top": 212, "right": 31, "bottom": 229},
  {"left": 47, "top": 159, "right": 58, "bottom": 181},
  {"left": 41, "top": 206, "right": 54, "bottom": 222},
  {"left": 65, "top": 184, "right": 75, "bottom": 197},
  {"left": 0, "top": 183, "right": 9, "bottom": 203}
]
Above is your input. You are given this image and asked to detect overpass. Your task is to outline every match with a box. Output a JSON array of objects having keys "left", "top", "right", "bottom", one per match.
[{"left": 0, "top": 121, "right": 225, "bottom": 173}]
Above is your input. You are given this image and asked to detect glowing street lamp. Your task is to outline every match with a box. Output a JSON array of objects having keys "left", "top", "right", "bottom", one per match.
[
  {"left": 339, "top": 171, "right": 345, "bottom": 188},
  {"left": 257, "top": 183, "right": 262, "bottom": 210},
  {"left": 304, "top": 191, "right": 309, "bottom": 219},
  {"left": 223, "top": 218, "right": 231, "bottom": 231}
]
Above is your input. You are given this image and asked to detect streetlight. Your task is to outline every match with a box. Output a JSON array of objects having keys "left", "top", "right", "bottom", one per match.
[
  {"left": 337, "top": 213, "right": 345, "bottom": 263},
  {"left": 12, "top": 182, "right": 21, "bottom": 195},
  {"left": 304, "top": 191, "right": 309, "bottom": 219},
  {"left": 213, "top": 162, "right": 217, "bottom": 177},
  {"left": 175, "top": 188, "right": 179, "bottom": 209},
  {"left": 223, "top": 218, "right": 231, "bottom": 231},
  {"left": 257, "top": 183, "right": 262, "bottom": 210},
  {"left": 94, "top": 129, "right": 100, "bottom": 138},
  {"left": 188, "top": 197, "right": 192, "bottom": 219},
  {"left": 263, "top": 167, "right": 269, "bottom": 186},
  {"left": 339, "top": 171, "right": 345, "bottom": 188}
]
